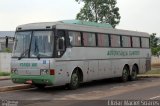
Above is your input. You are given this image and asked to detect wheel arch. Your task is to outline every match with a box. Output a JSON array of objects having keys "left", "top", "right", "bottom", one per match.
[
  {"left": 132, "top": 64, "right": 139, "bottom": 74},
  {"left": 124, "top": 64, "right": 130, "bottom": 74},
  {"left": 72, "top": 67, "right": 83, "bottom": 83}
]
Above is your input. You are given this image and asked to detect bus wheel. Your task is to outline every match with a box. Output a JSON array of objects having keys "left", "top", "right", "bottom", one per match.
[
  {"left": 68, "top": 70, "right": 80, "bottom": 90},
  {"left": 130, "top": 65, "right": 138, "bottom": 81},
  {"left": 121, "top": 66, "right": 129, "bottom": 82},
  {"left": 35, "top": 84, "right": 46, "bottom": 89}
]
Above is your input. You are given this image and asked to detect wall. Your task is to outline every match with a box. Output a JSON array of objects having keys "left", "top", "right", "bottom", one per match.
[
  {"left": 0, "top": 37, "right": 14, "bottom": 52},
  {"left": 0, "top": 53, "right": 11, "bottom": 72},
  {"left": 152, "top": 56, "right": 160, "bottom": 65}
]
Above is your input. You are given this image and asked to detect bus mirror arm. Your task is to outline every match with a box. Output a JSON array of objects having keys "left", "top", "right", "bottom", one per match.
[{"left": 37, "top": 54, "right": 40, "bottom": 60}]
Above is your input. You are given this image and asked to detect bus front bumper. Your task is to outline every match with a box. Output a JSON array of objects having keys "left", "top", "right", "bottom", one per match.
[{"left": 11, "top": 74, "right": 55, "bottom": 86}]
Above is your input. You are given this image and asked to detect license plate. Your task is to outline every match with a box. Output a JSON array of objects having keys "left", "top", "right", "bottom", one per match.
[{"left": 26, "top": 80, "right": 33, "bottom": 84}]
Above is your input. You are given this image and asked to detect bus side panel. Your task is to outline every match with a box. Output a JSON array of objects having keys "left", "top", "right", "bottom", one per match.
[
  {"left": 146, "top": 59, "right": 151, "bottom": 71},
  {"left": 98, "top": 60, "right": 112, "bottom": 79},
  {"left": 54, "top": 62, "right": 69, "bottom": 86},
  {"left": 88, "top": 60, "right": 99, "bottom": 81},
  {"left": 139, "top": 59, "right": 147, "bottom": 74}
]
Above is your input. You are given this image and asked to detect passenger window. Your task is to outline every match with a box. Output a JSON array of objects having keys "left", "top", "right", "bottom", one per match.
[
  {"left": 98, "top": 34, "right": 109, "bottom": 47},
  {"left": 141, "top": 37, "right": 149, "bottom": 48},
  {"left": 132, "top": 37, "right": 140, "bottom": 48},
  {"left": 68, "top": 31, "right": 81, "bottom": 46},
  {"left": 122, "top": 36, "right": 131, "bottom": 47},
  {"left": 83, "top": 32, "right": 96, "bottom": 46},
  {"left": 111, "top": 35, "right": 121, "bottom": 47}
]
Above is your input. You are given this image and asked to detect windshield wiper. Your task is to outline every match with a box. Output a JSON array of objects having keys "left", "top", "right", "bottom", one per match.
[{"left": 18, "top": 49, "right": 29, "bottom": 60}]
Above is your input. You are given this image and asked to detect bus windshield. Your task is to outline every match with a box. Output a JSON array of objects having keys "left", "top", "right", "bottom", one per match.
[
  {"left": 13, "top": 31, "right": 31, "bottom": 57},
  {"left": 13, "top": 31, "right": 54, "bottom": 58}
]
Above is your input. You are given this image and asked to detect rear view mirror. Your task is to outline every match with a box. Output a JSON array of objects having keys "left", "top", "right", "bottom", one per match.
[{"left": 58, "top": 38, "right": 64, "bottom": 50}]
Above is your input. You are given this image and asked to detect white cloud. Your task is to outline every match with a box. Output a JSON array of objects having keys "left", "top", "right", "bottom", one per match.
[
  {"left": 0, "top": 0, "right": 83, "bottom": 30},
  {"left": 117, "top": 0, "right": 160, "bottom": 36},
  {"left": 0, "top": 0, "right": 160, "bottom": 36}
]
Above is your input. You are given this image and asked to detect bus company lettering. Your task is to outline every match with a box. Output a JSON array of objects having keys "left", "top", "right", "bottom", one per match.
[
  {"left": 20, "top": 63, "right": 37, "bottom": 67},
  {"left": 107, "top": 50, "right": 140, "bottom": 56}
]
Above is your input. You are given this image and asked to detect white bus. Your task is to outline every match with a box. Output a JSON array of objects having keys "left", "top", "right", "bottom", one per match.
[{"left": 11, "top": 20, "right": 151, "bottom": 89}]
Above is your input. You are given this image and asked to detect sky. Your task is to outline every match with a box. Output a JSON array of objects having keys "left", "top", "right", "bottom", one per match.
[{"left": 0, "top": 0, "right": 160, "bottom": 36}]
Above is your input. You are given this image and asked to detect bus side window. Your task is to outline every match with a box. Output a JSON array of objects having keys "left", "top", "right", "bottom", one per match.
[
  {"left": 68, "top": 31, "right": 81, "bottom": 46},
  {"left": 122, "top": 36, "right": 131, "bottom": 47},
  {"left": 97, "top": 33, "right": 109, "bottom": 47},
  {"left": 141, "top": 37, "right": 149, "bottom": 48},
  {"left": 132, "top": 37, "right": 140, "bottom": 48},
  {"left": 111, "top": 35, "right": 121, "bottom": 47},
  {"left": 83, "top": 32, "right": 96, "bottom": 47}
]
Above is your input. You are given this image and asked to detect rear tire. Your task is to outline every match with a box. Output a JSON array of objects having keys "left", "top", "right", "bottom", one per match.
[
  {"left": 130, "top": 65, "right": 138, "bottom": 81},
  {"left": 121, "top": 66, "right": 129, "bottom": 82},
  {"left": 68, "top": 70, "right": 80, "bottom": 90}
]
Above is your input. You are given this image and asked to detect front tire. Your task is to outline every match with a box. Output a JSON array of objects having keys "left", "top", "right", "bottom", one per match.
[{"left": 68, "top": 70, "right": 80, "bottom": 90}]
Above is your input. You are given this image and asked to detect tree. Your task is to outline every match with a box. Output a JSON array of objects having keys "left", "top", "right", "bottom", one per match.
[
  {"left": 150, "top": 33, "right": 158, "bottom": 47},
  {"left": 75, "top": 0, "right": 121, "bottom": 28},
  {"left": 150, "top": 33, "right": 160, "bottom": 55}
]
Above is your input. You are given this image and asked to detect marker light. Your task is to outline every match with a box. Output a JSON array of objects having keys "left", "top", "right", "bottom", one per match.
[{"left": 50, "top": 69, "right": 55, "bottom": 75}]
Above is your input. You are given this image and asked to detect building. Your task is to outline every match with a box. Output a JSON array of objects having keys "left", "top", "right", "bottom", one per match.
[{"left": 0, "top": 31, "right": 15, "bottom": 52}]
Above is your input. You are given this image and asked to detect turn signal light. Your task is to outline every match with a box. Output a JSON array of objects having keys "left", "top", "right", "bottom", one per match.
[{"left": 50, "top": 69, "right": 55, "bottom": 75}]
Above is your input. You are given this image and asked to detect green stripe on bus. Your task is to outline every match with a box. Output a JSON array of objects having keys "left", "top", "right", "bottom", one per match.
[{"left": 11, "top": 74, "right": 55, "bottom": 85}]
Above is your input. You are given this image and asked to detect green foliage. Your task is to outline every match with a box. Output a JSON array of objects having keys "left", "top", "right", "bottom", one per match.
[
  {"left": 150, "top": 33, "right": 158, "bottom": 48},
  {"left": 151, "top": 47, "right": 160, "bottom": 56},
  {"left": 75, "top": 0, "right": 121, "bottom": 28},
  {"left": 4, "top": 48, "right": 12, "bottom": 53},
  {"left": 0, "top": 72, "right": 10, "bottom": 76},
  {"left": 150, "top": 33, "right": 160, "bottom": 55}
]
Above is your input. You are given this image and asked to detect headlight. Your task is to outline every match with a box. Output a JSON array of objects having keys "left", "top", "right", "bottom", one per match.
[
  {"left": 11, "top": 68, "right": 18, "bottom": 74},
  {"left": 40, "top": 69, "right": 49, "bottom": 75}
]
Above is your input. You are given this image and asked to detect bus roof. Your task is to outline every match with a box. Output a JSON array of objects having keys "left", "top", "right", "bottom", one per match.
[
  {"left": 16, "top": 20, "right": 150, "bottom": 37},
  {"left": 61, "top": 20, "right": 113, "bottom": 29}
]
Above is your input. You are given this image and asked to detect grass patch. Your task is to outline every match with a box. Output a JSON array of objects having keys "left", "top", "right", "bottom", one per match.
[
  {"left": 0, "top": 72, "right": 10, "bottom": 76},
  {"left": 143, "top": 69, "right": 160, "bottom": 74}
]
